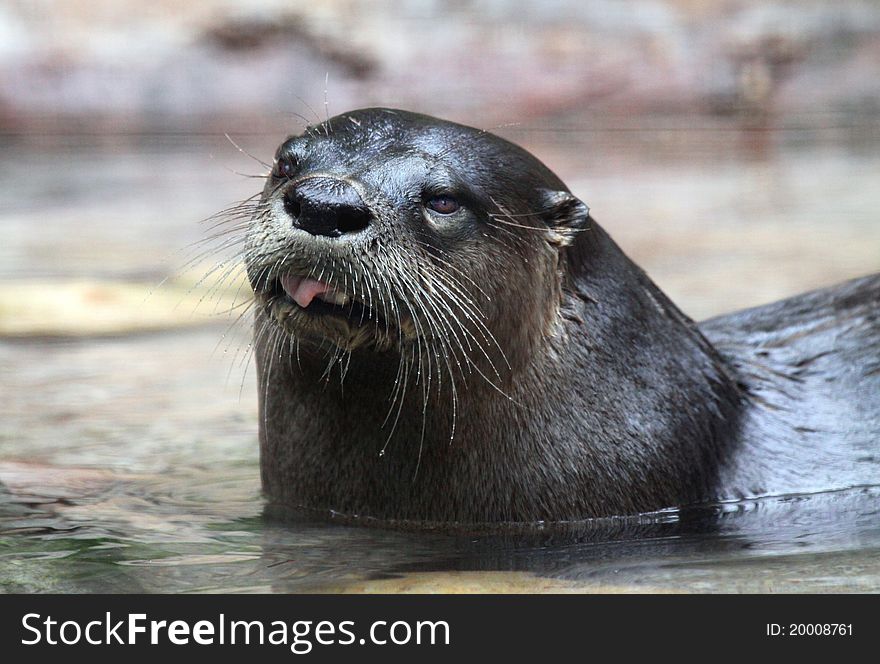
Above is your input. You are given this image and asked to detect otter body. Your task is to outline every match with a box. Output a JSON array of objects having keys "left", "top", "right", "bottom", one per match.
[{"left": 245, "top": 108, "right": 880, "bottom": 523}]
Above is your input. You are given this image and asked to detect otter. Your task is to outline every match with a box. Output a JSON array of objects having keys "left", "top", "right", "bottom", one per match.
[{"left": 243, "top": 108, "right": 880, "bottom": 524}]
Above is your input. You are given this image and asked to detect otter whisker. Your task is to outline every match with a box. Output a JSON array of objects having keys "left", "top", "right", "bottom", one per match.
[
  {"left": 213, "top": 299, "right": 257, "bottom": 376},
  {"left": 383, "top": 249, "right": 464, "bottom": 450},
  {"left": 374, "top": 266, "right": 412, "bottom": 434},
  {"left": 410, "top": 257, "right": 512, "bottom": 379},
  {"left": 411, "top": 239, "right": 493, "bottom": 302},
  {"left": 190, "top": 256, "right": 250, "bottom": 313},
  {"left": 224, "top": 132, "right": 273, "bottom": 171}
]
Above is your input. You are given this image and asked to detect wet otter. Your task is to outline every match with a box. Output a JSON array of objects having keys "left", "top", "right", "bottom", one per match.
[{"left": 244, "top": 108, "right": 880, "bottom": 524}]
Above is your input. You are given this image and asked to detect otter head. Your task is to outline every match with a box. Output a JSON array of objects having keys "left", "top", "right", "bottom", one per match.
[{"left": 246, "top": 108, "right": 590, "bottom": 380}]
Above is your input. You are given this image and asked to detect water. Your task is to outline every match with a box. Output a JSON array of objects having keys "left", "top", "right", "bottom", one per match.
[{"left": 1, "top": 121, "right": 879, "bottom": 593}]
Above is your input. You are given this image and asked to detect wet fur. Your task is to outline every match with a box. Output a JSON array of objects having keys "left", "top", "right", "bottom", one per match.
[
  {"left": 704, "top": 273, "right": 880, "bottom": 499},
  {"left": 243, "top": 108, "right": 879, "bottom": 523}
]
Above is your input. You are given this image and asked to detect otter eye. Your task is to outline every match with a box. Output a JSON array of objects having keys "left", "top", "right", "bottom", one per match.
[
  {"left": 426, "top": 195, "right": 460, "bottom": 215},
  {"left": 273, "top": 156, "right": 297, "bottom": 180}
]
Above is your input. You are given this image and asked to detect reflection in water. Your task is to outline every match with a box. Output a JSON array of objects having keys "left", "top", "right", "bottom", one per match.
[
  {"left": 2, "top": 456, "right": 879, "bottom": 593},
  {"left": 1, "top": 126, "right": 879, "bottom": 592}
]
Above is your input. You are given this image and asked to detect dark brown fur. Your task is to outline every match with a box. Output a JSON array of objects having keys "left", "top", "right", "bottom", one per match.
[{"left": 244, "top": 108, "right": 880, "bottom": 524}]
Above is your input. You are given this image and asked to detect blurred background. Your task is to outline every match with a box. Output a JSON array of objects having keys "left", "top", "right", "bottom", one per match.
[
  {"left": 2, "top": 0, "right": 879, "bottom": 330},
  {"left": 1, "top": 1, "right": 879, "bottom": 592}
]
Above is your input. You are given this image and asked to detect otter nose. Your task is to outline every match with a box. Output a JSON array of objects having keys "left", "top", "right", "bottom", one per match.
[{"left": 283, "top": 177, "right": 372, "bottom": 238}]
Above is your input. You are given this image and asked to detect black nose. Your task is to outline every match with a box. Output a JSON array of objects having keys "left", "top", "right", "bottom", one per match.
[{"left": 283, "top": 177, "right": 372, "bottom": 238}]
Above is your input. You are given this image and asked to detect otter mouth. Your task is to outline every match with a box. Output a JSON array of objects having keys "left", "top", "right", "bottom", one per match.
[
  {"left": 258, "top": 272, "right": 407, "bottom": 347},
  {"left": 277, "top": 274, "right": 354, "bottom": 311},
  {"left": 266, "top": 274, "right": 377, "bottom": 323}
]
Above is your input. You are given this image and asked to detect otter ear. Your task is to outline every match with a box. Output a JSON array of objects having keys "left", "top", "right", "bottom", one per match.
[{"left": 539, "top": 190, "right": 591, "bottom": 247}]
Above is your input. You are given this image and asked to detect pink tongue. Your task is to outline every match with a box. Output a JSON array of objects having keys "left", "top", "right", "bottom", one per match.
[{"left": 280, "top": 275, "right": 332, "bottom": 308}]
